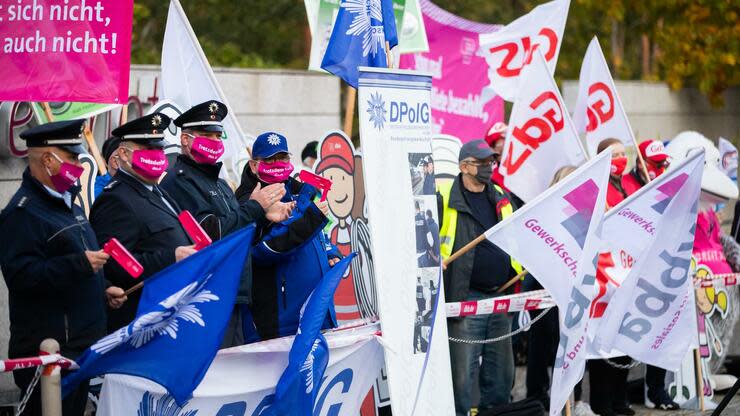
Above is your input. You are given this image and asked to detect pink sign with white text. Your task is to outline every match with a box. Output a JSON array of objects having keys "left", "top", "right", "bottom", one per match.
[
  {"left": 0, "top": 0, "right": 132, "bottom": 104},
  {"left": 399, "top": 0, "right": 504, "bottom": 142}
]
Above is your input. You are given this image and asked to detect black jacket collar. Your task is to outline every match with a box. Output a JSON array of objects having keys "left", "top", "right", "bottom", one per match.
[
  {"left": 177, "top": 154, "right": 223, "bottom": 180},
  {"left": 21, "top": 168, "right": 80, "bottom": 211},
  {"left": 115, "top": 169, "right": 179, "bottom": 218},
  {"left": 449, "top": 173, "right": 504, "bottom": 218}
]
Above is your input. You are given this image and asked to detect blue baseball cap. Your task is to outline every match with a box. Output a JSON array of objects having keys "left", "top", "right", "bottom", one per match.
[{"left": 252, "top": 132, "right": 291, "bottom": 159}]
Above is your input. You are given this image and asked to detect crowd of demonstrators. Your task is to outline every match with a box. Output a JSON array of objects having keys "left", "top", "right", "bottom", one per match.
[
  {"left": 0, "top": 102, "right": 341, "bottom": 414},
  {"left": 438, "top": 140, "right": 522, "bottom": 416}
]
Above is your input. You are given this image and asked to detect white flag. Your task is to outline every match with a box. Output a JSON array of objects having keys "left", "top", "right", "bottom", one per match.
[
  {"left": 486, "top": 150, "right": 610, "bottom": 415},
  {"left": 595, "top": 150, "right": 704, "bottom": 370},
  {"left": 478, "top": 0, "right": 569, "bottom": 102},
  {"left": 583, "top": 151, "right": 705, "bottom": 356},
  {"left": 718, "top": 137, "right": 738, "bottom": 182},
  {"left": 161, "top": 0, "right": 250, "bottom": 182},
  {"left": 500, "top": 51, "right": 587, "bottom": 202},
  {"left": 573, "top": 37, "right": 636, "bottom": 157}
]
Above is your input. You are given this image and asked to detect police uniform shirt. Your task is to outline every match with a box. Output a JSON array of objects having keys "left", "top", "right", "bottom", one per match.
[{"left": 90, "top": 167, "right": 192, "bottom": 330}]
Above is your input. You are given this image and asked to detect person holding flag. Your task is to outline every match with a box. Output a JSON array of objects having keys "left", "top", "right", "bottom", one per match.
[
  {"left": 235, "top": 132, "right": 341, "bottom": 342},
  {"left": 160, "top": 100, "right": 293, "bottom": 346},
  {"left": 90, "top": 114, "right": 196, "bottom": 332},
  {"left": 438, "top": 140, "right": 521, "bottom": 414},
  {"left": 0, "top": 120, "right": 127, "bottom": 416}
]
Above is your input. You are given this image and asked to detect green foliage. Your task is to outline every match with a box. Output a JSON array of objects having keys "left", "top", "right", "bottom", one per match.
[{"left": 131, "top": 0, "right": 738, "bottom": 106}]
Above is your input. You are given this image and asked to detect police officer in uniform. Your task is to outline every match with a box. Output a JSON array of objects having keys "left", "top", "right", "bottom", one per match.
[
  {"left": 161, "top": 100, "right": 290, "bottom": 240},
  {"left": 90, "top": 113, "right": 196, "bottom": 332},
  {"left": 160, "top": 101, "right": 291, "bottom": 346},
  {"left": 0, "top": 120, "right": 127, "bottom": 416}
]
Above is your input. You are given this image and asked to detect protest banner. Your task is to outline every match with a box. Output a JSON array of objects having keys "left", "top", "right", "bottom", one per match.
[
  {"left": 31, "top": 102, "right": 118, "bottom": 124},
  {"left": 573, "top": 37, "right": 640, "bottom": 158},
  {"left": 358, "top": 67, "right": 454, "bottom": 415},
  {"left": 161, "top": 0, "right": 249, "bottom": 183},
  {"left": 478, "top": 0, "right": 569, "bottom": 102},
  {"left": 500, "top": 51, "right": 587, "bottom": 203},
  {"left": 596, "top": 151, "right": 703, "bottom": 370},
  {"left": 0, "top": 0, "right": 132, "bottom": 103},
  {"left": 583, "top": 151, "right": 704, "bottom": 358},
  {"left": 486, "top": 150, "right": 611, "bottom": 415},
  {"left": 97, "top": 327, "right": 383, "bottom": 415},
  {"left": 399, "top": 0, "right": 504, "bottom": 142}
]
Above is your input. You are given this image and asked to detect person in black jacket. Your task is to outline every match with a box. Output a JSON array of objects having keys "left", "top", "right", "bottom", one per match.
[
  {"left": 0, "top": 120, "right": 127, "bottom": 416},
  {"left": 160, "top": 101, "right": 292, "bottom": 346},
  {"left": 90, "top": 113, "right": 196, "bottom": 332}
]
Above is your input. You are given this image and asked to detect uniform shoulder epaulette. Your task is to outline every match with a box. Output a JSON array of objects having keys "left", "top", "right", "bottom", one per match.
[
  {"left": 104, "top": 180, "right": 120, "bottom": 191},
  {"left": 16, "top": 195, "right": 29, "bottom": 208}
]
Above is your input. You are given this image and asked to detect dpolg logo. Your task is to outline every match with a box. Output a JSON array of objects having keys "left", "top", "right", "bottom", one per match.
[{"left": 366, "top": 92, "right": 430, "bottom": 130}]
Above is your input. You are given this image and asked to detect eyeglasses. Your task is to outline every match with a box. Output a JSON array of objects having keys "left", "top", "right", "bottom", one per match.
[{"left": 462, "top": 159, "right": 495, "bottom": 167}]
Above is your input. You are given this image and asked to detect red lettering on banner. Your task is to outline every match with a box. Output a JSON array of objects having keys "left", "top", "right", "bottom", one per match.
[
  {"left": 585, "top": 82, "right": 615, "bottom": 132},
  {"left": 504, "top": 90, "right": 564, "bottom": 175},
  {"left": 494, "top": 299, "right": 511, "bottom": 313},
  {"left": 727, "top": 276, "right": 737, "bottom": 286},
  {"left": 488, "top": 27, "right": 559, "bottom": 78},
  {"left": 460, "top": 301, "right": 478, "bottom": 316},
  {"left": 524, "top": 299, "right": 541, "bottom": 311},
  {"left": 619, "top": 250, "right": 634, "bottom": 268},
  {"left": 590, "top": 252, "right": 619, "bottom": 318}
]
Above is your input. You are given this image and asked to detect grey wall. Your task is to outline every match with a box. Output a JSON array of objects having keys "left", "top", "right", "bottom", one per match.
[{"left": 562, "top": 80, "right": 740, "bottom": 142}]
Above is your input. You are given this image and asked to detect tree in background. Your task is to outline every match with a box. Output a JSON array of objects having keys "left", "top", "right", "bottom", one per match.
[{"left": 132, "top": 0, "right": 737, "bottom": 106}]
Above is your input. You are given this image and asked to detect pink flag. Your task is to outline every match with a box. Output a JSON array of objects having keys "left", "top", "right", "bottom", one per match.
[
  {"left": 399, "top": 0, "right": 504, "bottom": 142},
  {"left": 573, "top": 37, "right": 636, "bottom": 156},
  {"left": 478, "top": 0, "right": 570, "bottom": 102},
  {"left": 0, "top": 0, "right": 132, "bottom": 104}
]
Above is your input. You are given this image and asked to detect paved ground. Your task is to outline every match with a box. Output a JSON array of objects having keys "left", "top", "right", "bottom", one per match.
[{"left": 510, "top": 367, "right": 740, "bottom": 416}]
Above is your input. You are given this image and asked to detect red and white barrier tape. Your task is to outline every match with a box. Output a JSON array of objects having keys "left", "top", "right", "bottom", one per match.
[
  {"left": 0, "top": 353, "right": 78, "bottom": 373},
  {"left": 446, "top": 289, "right": 555, "bottom": 318},
  {"left": 695, "top": 273, "right": 739, "bottom": 288}
]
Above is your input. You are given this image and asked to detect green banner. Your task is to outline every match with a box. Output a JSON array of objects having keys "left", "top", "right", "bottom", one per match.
[
  {"left": 31, "top": 102, "right": 118, "bottom": 124},
  {"left": 399, "top": 0, "right": 428, "bottom": 54}
]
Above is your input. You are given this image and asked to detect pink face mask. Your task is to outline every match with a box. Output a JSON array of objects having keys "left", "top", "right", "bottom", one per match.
[
  {"left": 131, "top": 149, "right": 168, "bottom": 180},
  {"left": 257, "top": 160, "right": 294, "bottom": 184},
  {"left": 47, "top": 153, "right": 84, "bottom": 193},
  {"left": 190, "top": 136, "right": 225, "bottom": 164}
]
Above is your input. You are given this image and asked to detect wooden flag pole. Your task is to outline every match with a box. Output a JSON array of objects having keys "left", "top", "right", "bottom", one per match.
[
  {"left": 83, "top": 126, "right": 108, "bottom": 175},
  {"left": 694, "top": 348, "right": 706, "bottom": 411},
  {"left": 124, "top": 281, "right": 144, "bottom": 297},
  {"left": 343, "top": 86, "right": 356, "bottom": 137},
  {"left": 41, "top": 102, "right": 54, "bottom": 123},
  {"left": 496, "top": 270, "right": 529, "bottom": 293},
  {"left": 565, "top": 399, "right": 572, "bottom": 416}
]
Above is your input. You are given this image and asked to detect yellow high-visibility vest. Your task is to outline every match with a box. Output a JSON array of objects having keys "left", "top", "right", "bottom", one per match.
[{"left": 438, "top": 181, "right": 523, "bottom": 274}]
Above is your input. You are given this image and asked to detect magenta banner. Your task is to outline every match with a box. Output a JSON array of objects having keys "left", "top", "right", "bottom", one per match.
[
  {"left": 0, "top": 0, "right": 132, "bottom": 104},
  {"left": 399, "top": 0, "right": 504, "bottom": 143}
]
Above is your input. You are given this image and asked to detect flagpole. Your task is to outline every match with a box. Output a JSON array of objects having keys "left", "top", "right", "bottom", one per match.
[
  {"left": 124, "top": 281, "right": 144, "bottom": 297},
  {"left": 343, "top": 85, "right": 356, "bottom": 137},
  {"left": 41, "top": 102, "right": 54, "bottom": 123},
  {"left": 694, "top": 348, "right": 705, "bottom": 411},
  {"left": 83, "top": 125, "right": 108, "bottom": 175}
]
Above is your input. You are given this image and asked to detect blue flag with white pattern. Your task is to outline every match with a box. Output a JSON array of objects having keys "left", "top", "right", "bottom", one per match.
[
  {"left": 321, "top": 0, "right": 398, "bottom": 88},
  {"left": 264, "top": 253, "right": 356, "bottom": 416},
  {"left": 62, "top": 226, "right": 255, "bottom": 405}
]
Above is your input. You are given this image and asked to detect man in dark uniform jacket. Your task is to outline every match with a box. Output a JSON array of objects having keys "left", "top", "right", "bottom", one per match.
[
  {"left": 0, "top": 119, "right": 127, "bottom": 416},
  {"left": 160, "top": 101, "right": 291, "bottom": 346},
  {"left": 160, "top": 100, "right": 291, "bottom": 240},
  {"left": 90, "top": 113, "right": 195, "bottom": 332}
]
